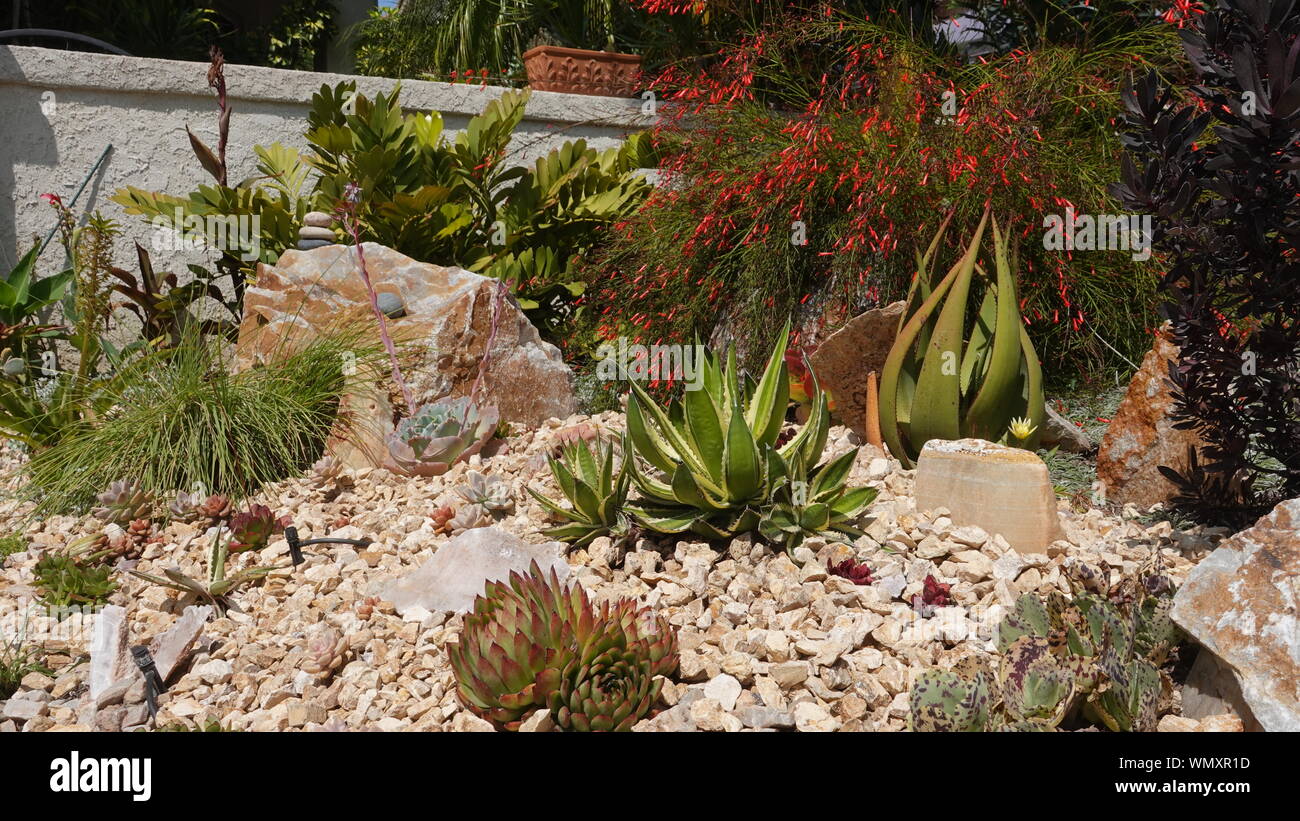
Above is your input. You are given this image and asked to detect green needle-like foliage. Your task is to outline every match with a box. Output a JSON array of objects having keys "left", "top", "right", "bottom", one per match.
[{"left": 20, "top": 326, "right": 385, "bottom": 516}]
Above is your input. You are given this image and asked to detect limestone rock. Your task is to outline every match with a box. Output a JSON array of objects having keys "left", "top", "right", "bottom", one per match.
[
  {"left": 807, "top": 302, "right": 905, "bottom": 439},
  {"left": 148, "top": 605, "right": 212, "bottom": 684},
  {"left": 913, "top": 439, "right": 1064, "bottom": 554},
  {"left": 1171, "top": 498, "right": 1300, "bottom": 732},
  {"left": 703, "top": 674, "right": 742, "bottom": 711},
  {"left": 1179, "top": 650, "right": 1261, "bottom": 731},
  {"left": 237, "top": 244, "right": 577, "bottom": 465},
  {"left": 378, "top": 527, "right": 569, "bottom": 615},
  {"left": 88, "top": 606, "right": 133, "bottom": 702},
  {"left": 1097, "top": 326, "right": 1203, "bottom": 507}
]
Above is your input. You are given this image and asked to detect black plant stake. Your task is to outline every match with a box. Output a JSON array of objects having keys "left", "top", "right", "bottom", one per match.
[
  {"left": 130, "top": 645, "right": 165, "bottom": 722},
  {"left": 283, "top": 525, "right": 372, "bottom": 566}
]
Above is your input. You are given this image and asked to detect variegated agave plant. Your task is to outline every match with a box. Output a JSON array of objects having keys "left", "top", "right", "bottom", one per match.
[
  {"left": 527, "top": 436, "right": 631, "bottom": 549},
  {"left": 878, "top": 206, "right": 1045, "bottom": 468},
  {"left": 624, "top": 322, "right": 872, "bottom": 543}
]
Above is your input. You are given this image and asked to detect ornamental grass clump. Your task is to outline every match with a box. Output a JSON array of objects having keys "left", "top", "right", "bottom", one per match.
[
  {"left": 448, "top": 560, "right": 678, "bottom": 731},
  {"left": 21, "top": 327, "right": 384, "bottom": 516}
]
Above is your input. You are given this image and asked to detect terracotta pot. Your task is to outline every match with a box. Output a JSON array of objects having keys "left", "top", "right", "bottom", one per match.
[{"left": 522, "top": 45, "right": 642, "bottom": 97}]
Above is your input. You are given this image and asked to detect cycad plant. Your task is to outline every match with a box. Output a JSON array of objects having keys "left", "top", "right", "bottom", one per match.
[
  {"left": 878, "top": 206, "right": 1045, "bottom": 468},
  {"left": 624, "top": 322, "right": 873, "bottom": 542}
]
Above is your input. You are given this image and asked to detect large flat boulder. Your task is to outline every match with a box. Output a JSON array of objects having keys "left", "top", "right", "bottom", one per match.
[
  {"left": 237, "top": 244, "right": 577, "bottom": 466},
  {"left": 1097, "top": 325, "right": 1203, "bottom": 507},
  {"left": 378, "top": 527, "right": 570, "bottom": 615},
  {"left": 808, "top": 302, "right": 904, "bottom": 439},
  {"left": 914, "top": 438, "right": 1064, "bottom": 554},
  {"left": 1171, "top": 498, "right": 1300, "bottom": 732}
]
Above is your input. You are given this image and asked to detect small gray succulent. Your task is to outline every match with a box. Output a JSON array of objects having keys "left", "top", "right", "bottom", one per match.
[
  {"left": 93, "top": 480, "right": 153, "bottom": 524},
  {"left": 168, "top": 490, "right": 203, "bottom": 523},
  {"left": 455, "top": 470, "right": 514, "bottom": 514},
  {"left": 448, "top": 503, "right": 491, "bottom": 536}
]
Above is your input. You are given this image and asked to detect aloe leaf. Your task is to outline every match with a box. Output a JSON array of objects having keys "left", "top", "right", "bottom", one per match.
[
  {"left": 830, "top": 485, "right": 877, "bottom": 516},
  {"left": 550, "top": 458, "right": 579, "bottom": 506},
  {"left": 810, "top": 447, "right": 858, "bottom": 499},
  {"left": 1019, "top": 323, "right": 1046, "bottom": 450},
  {"left": 910, "top": 208, "right": 988, "bottom": 451},
  {"left": 624, "top": 385, "right": 678, "bottom": 474},
  {"left": 723, "top": 392, "right": 762, "bottom": 502},
  {"left": 683, "top": 378, "right": 726, "bottom": 486},
  {"left": 961, "top": 278, "right": 997, "bottom": 396},
  {"left": 628, "top": 504, "right": 703, "bottom": 534},
  {"left": 671, "top": 465, "right": 727, "bottom": 512},
  {"left": 570, "top": 478, "right": 605, "bottom": 522},
  {"left": 965, "top": 214, "right": 1029, "bottom": 442},
  {"left": 879, "top": 218, "right": 973, "bottom": 468},
  {"left": 525, "top": 486, "right": 581, "bottom": 522}
]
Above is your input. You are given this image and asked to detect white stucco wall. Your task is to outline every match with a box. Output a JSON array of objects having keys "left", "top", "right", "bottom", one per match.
[{"left": 0, "top": 45, "right": 654, "bottom": 278}]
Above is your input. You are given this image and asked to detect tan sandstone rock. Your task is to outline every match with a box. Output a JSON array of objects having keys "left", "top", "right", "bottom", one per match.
[
  {"left": 237, "top": 244, "right": 577, "bottom": 467},
  {"left": 807, "top": 302, "right": 905, "bottom": 439},
  {"left": 914, "top": 439, "right": 1064, "bottom": 554}
]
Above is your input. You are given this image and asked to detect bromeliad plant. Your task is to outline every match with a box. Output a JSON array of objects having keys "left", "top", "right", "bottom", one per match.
[
  {"left": 878, "top": 207, "right": 1045, "bottom": 468},
  {"left": 909, "top": 561, "right": 1182, "bottom": 732},
  {"left": 448, "top": 560, "right": 677, "bottom": 731},
  {"left": 528, "top": 436, "right": 632, "bottom": 548},
  {"left": 624, "top": 322, "right": 874, "bottom": 546},
  {"left": 385, "top": 397, "right": 499, "bottom": 477}
]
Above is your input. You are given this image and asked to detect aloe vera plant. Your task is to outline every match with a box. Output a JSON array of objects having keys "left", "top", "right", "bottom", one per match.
[
  {"left": 878, "top": 206, "right": 1045, "bottom": 468},
  {"left": 624, "top": 323, "right": 872, "bottom": 542},
  {"left": 130, "top": 527, "right": 280, "bottom": 614}
]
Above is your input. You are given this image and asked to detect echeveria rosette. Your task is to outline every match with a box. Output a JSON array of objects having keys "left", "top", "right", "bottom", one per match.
[
  {"left": 92, "top": 480, "right": 153, "bottom": 524},
  {"left": 386, "top": 397, "right": 499, "bottom": 477},
  {"left": 227, "top": 503, "right": 286, "bottom": 553},
  {"left": 549, "top": 601, "right": 678, "bottom": 732},
  {"left": 447, "top": 560, "right": 598, "bottom": 730}
]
